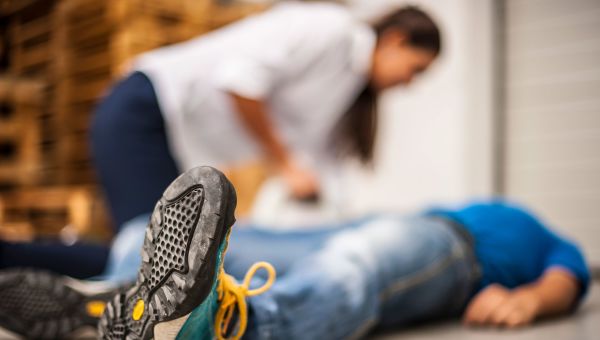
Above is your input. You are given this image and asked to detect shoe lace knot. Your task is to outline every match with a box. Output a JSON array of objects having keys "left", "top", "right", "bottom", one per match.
[{"left": 215, "top": 261, "right": 276, "bottom": 340}]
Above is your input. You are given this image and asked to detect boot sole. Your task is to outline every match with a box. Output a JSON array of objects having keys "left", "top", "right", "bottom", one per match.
[
  {"left": 0, "top": 269, "right": 114, "bottom": 339},
  {"left": 98, "top": 166, "right": 237, "bottom": 340}
]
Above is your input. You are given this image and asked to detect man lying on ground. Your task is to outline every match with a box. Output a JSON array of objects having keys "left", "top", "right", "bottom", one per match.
[{"left": 0, "top": 167, "right": 590, "bottom": 339}]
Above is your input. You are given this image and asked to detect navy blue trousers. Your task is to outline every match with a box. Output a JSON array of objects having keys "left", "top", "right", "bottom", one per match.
[{"left": 91, "top": 71, "right": 180, "bottom": 229}]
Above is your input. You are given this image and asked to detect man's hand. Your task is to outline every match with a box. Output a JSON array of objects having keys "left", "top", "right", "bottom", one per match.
[
  {"left": 463, "top": 284, "right": 541, "bottom": 328},
  {"left": 463, "top": 269, "right": 580, "bottom": 329}
]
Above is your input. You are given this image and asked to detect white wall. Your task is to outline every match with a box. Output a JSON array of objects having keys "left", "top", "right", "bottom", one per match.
[
  {"left": 503, "top": 0, "right": 600, "bottom": 264},
  {"left": 343, "top": 0, "right": 496, "bottom": 215}
]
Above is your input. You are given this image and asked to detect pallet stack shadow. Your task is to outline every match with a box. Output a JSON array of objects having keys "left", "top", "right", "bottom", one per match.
[{"left": 0, "top": 0, "right": 266, "bottom": 241}]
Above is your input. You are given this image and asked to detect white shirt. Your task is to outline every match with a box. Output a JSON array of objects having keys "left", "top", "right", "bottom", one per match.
[{"left": 133, "top": 1, "right": 376, "bottom": 172}]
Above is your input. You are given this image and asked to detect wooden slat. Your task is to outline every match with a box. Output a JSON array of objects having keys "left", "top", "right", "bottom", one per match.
[
  {"left": 0, "top": 77, "right": 45, "bottom": 104},
  {"left": 61, "top": 0, "right": 110, "bottom": 24},
  {"left": 64, "top": 76, "right": 110, "bottom": 104},
  {"left": 0, "top": 119, "right": 20, "bottom": 139},
  {"left": 14, "top": 43, "right": 51, "bottom": 69},
  {"left": 67, "top": 16, "right": 113, "bottom": 46},
  {"left": 57, "top": 133, "right": 91, "bottom": 161},
  {"left": 10, "top": 16, "right": 52, "bottom": 44},
  {"left": 68, "top": 52, "right": 111, "bottom": 77},
  {"left": 0, "top": 185, "right": 112, "bottom": 239}
]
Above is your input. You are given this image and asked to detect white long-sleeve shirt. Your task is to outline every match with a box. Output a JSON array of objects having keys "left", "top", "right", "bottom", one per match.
[{"left": 133, "top": 1, "right": 376, "bottom": 172}]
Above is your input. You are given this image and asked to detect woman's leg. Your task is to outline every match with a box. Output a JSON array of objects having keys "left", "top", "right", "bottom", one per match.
[
  {"left": 244, "top": 215, "right": 478, "bottom": 339},
  {"left": 0, "top": 240, "right": 109, "bottom": 279},
  {"left": 0, "top": 214, "right": 148, "bottom": 281},
  {"left": 91, "top": 71, "right": 180, "bottom": 229}
]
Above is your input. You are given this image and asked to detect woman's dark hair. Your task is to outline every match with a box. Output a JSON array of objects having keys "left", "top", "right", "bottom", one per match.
[{"left": 333, "top": 6, "right": 441, "bottom": 164}]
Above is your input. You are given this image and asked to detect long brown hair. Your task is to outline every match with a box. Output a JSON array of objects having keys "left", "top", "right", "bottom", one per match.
[{"left": 333, "top": 6, "right": 442, "bottom": 164}]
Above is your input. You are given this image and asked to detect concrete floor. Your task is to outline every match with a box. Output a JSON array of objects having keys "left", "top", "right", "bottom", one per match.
[
  {"left": 372, "top": 282, "right": 599, "bottom": 340},
  {"left": 0, "top": 284, "right": 597, "bottom": 339}
]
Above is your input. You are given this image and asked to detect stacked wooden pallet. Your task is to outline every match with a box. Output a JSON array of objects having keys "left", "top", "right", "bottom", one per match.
[
  {"left": 51, "top": 0, "right": 203, "bottom": 184},
  {"left": 3, "top": 0, "right": 60, "bottom": 185},
  {"left": 6, "top": 0, "right": 57, "bottom": 77}
]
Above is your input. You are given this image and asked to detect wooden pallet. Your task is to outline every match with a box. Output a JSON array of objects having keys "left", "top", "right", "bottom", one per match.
[
  {"left": 0, "top": 185, "right": 112, "bottom": 241},
  {"left": 7, "top": 0, "right": 59, "bottom": 78},
  {"left": 0, "top": 76, "right": 46, "bottom": 187}
]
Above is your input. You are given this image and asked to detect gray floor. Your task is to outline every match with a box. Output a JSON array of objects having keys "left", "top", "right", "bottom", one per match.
[
  {"left": 372, "top": 282, "right": 599, "bottom": 340},
  {"left": 0, "top": 284, "right": 597, "bottom": 339}
]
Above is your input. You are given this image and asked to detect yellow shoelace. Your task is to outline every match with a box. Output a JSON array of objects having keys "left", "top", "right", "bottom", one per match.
[{"left": 215, "top": 261, "right": 276, "bottom": 340}]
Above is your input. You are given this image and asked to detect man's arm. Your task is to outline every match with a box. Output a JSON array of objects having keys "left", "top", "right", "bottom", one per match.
[
  {"left": 463, "top": 268, "right": 580, "bottom": 328},
  {"left": 228, "top": 93, "right": 319, "bottom": 199}
]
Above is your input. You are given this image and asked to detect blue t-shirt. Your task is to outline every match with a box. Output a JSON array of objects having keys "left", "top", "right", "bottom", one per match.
[{"left": 428, "top": 201, "right": 590, "bottom": 300}]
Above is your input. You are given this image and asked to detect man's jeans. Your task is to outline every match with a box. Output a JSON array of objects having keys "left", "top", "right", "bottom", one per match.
[
  {"left": 98, "top": 213, "right": 149, "bottom": 283},
  {"left": 102, "top": 214, "right": 480, "bottom": 339}
]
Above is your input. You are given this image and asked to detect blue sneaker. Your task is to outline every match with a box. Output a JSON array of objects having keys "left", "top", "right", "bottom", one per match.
[{"left": 99, "top": 166, "right": 275, "bottom": 340}]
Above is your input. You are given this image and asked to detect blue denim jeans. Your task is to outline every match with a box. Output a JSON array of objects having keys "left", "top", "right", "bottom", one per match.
[
  {"left": 102, "top": 214, "right": 479, "bottom": 339},
  {"left": 97, "top": 214, "right": 150, "bottom": 283}
]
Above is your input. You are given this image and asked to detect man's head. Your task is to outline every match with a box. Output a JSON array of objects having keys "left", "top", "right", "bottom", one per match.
[{"left": 369, "top": 7, "right": 441, "bottom": 90}]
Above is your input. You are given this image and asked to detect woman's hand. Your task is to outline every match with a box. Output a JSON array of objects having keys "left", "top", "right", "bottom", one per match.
[
  {"left": 279, "top": 160, "right": 320, "bottom": 201},
  {"left": 463, "top": 284, "right": 541, "bottom": 328}
]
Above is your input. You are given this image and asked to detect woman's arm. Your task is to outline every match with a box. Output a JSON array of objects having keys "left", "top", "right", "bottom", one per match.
[
  {"left": 463, "top": 268, "right": 580, "bottom": 328},
  {"left": 229, "top": 92, "right": 319, "bottom": 199},
  {"left": 229, "top": 93, "right": 289, "bottom": 166}
]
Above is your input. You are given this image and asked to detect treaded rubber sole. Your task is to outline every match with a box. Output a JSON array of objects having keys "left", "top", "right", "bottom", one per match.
[
  {"left": 0, "top": 269, "right": 113, "bottom": 339},
  {"left": 98, "top": 166, "right": 237, "bottom": 340}
]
